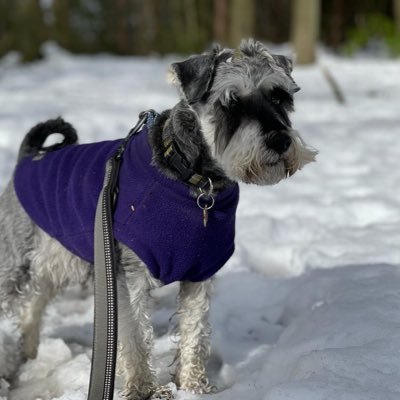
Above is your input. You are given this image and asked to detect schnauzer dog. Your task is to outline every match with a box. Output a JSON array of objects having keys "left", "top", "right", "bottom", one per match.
[{"left": 0, "top": 39, "right": 316, "bottom": 399}]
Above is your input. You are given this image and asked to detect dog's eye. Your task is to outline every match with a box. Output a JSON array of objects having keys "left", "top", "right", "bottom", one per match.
[
  {"left": 270, "top": 88, "right": 293, "bottom": 108},
  {"left": 229, "top": 97, "right": 242, "bottom": 110},
  {"left": 225, "top": 94, "right": 240, "bottom": 108}
]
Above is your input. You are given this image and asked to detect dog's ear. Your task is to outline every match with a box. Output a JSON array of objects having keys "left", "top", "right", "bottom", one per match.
[
  {"left": 273, "top": 55, "right": 294, "bottom": 74},
  {"left": 169, "top": 45, "right": 224, "bottom": 104},
  {"left": 272, "top": 54, "right": 300, "bottom": 93}
]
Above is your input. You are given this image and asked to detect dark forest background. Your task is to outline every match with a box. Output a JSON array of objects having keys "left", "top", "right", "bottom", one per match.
[{"left": 0, "top": 0, "right": 399, "bottom": 63}]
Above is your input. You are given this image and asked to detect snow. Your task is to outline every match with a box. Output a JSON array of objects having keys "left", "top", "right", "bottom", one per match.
[{"left": 1, "top": 45, "right": 400, "bottom": 399}]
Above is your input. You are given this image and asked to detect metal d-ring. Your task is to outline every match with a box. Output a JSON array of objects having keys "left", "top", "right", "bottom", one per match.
[
  {"left": 197, "top": 192, "right": 215, "bottom": 211},
  {"left": 200, "top": 177, "right": 214, "bottom": 197},
  {"left": 197, "top": 177, "right": 215, "bottom": 210},
  {"left": 197, "top": 177, "right": 215, "bottom": 227}
]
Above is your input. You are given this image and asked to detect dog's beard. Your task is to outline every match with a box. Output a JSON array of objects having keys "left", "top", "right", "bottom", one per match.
[
  {"left": 285, "top": 129, "right": 318, "bottom": 176},
  {"left": 218, "top": 121, "right": 317, "bottom": 185}
]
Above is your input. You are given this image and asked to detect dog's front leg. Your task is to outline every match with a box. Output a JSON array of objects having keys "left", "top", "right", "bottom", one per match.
[
  {"left": 117, "top": 267, "right": 157, "bottom": 400},
  {"left": 175, "top": 279, "right": 214, "bottom": 394}
]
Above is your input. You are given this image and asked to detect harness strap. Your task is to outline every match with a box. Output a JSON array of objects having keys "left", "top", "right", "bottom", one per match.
[{"left": 88, "top": 110, "right": 158, "bottom": 400}]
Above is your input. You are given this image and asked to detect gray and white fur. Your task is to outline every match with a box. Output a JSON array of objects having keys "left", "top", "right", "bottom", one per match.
[{"left": 0, "top": 39, "right": 316, "bottom": 399}]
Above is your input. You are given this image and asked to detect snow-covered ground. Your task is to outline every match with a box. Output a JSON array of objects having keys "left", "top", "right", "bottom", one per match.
[{"left": 1, "top": 44, "right": 400, "bottom": 399}]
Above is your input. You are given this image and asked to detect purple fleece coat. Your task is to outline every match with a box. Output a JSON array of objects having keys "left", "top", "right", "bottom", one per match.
[{"left": 14, "top": 126, "right": 240, "bottom": 284}]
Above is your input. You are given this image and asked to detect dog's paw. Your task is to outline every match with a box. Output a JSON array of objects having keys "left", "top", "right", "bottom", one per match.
[
  {"left": 121, "top": 383, "right": 176, "bottom": 400},
  {"left": 120, "top": 386, "right": 155, "bottom": 400},
  {"left": 0, "top": 378, "right": 10, "bottom": 397},
  {"left": 179, "top": 378, "right": 216, "bottom": 395},
  {"left": 149, "top": 383, "right": 176, "bottom": 399}
]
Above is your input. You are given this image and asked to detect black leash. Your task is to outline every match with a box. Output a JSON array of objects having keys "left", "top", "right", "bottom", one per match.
[{"left": 88, "top": 110, "right": 158, "bottom": 400}]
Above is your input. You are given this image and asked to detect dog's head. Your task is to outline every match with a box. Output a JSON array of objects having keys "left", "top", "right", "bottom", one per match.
[{"left": 168, "top": 39, "right": 317, "bottom": 185}]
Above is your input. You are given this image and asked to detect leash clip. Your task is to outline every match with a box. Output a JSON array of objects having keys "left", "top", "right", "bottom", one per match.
[{"left": 197, "top": 178, "right": 215, "bottom": 227}]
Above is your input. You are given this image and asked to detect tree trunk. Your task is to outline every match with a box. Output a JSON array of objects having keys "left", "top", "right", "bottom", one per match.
[
  {"left": 229, "top": 0, "right": 255, "bottom": 48},
  {"left": 197, "top": 0, "right": 213, "bottom": 51},
  {"left": 14, "top": 0, "right": 46, "bottom": 61},
  {"left": 183, "top": 0, "right": 200, "bottom": 52},
  {"left": 213, "top": 0, "right": 228, "bottom": 45},
  {"left": 291, "top": 0, "right": 321, "bottom": 64},
  {"left": 115, "top": 0, "right": 130, "bottom": 54},
  {"left": 0, "top": 0, "right": 15, "bottom": 57},
  {"left": 326, "top": 0, "right": 345, "bottom": 49},
  {"left": 52, "top": 0, "right": 71, "bottom": 50},
  {"left": 394, "top": 0, "right": 400, "bottom": 33}
]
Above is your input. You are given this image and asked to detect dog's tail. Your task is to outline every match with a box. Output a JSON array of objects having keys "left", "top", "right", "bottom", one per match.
[{"left": 17, "top": 117, "right": 78, "bottom": 163}]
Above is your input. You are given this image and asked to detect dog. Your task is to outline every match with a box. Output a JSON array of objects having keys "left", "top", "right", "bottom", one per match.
[{"left": 0, "top": 39, "right": 316, "bottom": 399}]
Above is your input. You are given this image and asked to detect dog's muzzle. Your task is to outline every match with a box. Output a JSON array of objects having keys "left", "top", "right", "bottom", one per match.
[{"left": 266, "top": 131, "right": 291, "bottom": 155}]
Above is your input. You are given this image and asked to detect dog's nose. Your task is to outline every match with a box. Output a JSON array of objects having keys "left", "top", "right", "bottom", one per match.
[{"left": 267, "top": 133, "right": 291, "bottom": 154}]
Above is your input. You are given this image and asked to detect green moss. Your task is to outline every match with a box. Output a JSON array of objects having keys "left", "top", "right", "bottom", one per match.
[{"left": 343, "top": 13, "right": 400, "bottom": 56}]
